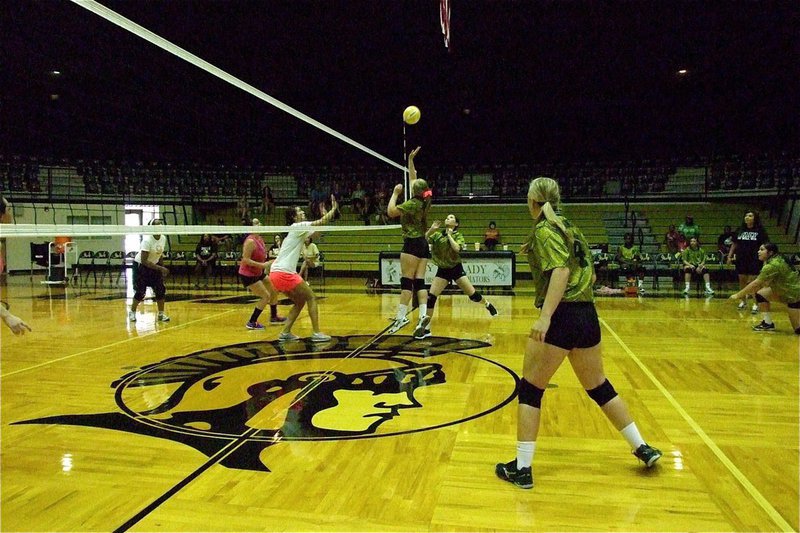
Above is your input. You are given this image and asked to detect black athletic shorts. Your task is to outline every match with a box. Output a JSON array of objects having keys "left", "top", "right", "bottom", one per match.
[
  {"left": 543, "top": 302, "right": 602, "bottom": 350},
  {"left": 239, "top": 272, "right": 266, "bottom": 288},
  {"left": 735, "top": 257, "right": 761, "bottom": 276},
  {"left": 132, "top": 261, "right": 166, "bottom": 300},
  {"left": 402, "top": 236, "right": 431, "bottom": 259},
  {"left": 435, "top": 263, "right": 467, "bottom": 283}
]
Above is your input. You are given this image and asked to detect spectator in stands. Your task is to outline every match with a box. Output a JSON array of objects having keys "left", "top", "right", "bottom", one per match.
[
  {"left": 268, "top": 234, "right": 283, "bottom": 260},
  {"left": 299, "top": 236, "right": 320, "bottom": 280},
  {"left": 484, "top": 221, "right": 501, "bottom": 251},
  {"left": 0, "top": 195, "right": 32, "bottom": 335},
  {"left": 678, "top": 215, "right": 700, "bottom": 242},
  {"left": 730, "top": 243, "right": 800, "bottom": 334},
  {"left": 129, "top": 218, "right": 170, "bottom": 323},
  {"left": 387, "top": 146, "right": 432, "bottom": 334},
  {"left": 616, "top": 233, "right": 646, "bottom": 293},
  {"left": 727, "top": 210, "right": 769, "bottom": 313},
  {"left": 236, "top": 195, "right": 250, "bottom": 222},
  {"left": 717, "top": 225, "right": 736, "bottom": 259},
  {"left": 664, "top": 224, "right": 681, "bottom": 255},
  {"left": 193, "top": 234, "right": 217, "bottom": 289},
  {"left": 351, "top": 182, "right": 366, "bottom": 214},
  {"left": 360, "top": 191, "right": 376, "bottom": 225},
  {"left": 309, "top": 183, "right": 328, "bottom": 219},
  {"left": 680, "top": 237, "right": 714, "bottom": 296},
  {"left": 373, "top": 191, "right": 390, "bottom": 225},
  {"left": 262, "top": 184, "right": 275, "bottom": 216},
  {"left": 213, "top": 217, "right": 232, "bottom": 252}
]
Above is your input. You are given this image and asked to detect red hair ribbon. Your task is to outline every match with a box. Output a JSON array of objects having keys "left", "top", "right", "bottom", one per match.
[{"left": 422, "top": 189, "right": 433, "bottom": 199}]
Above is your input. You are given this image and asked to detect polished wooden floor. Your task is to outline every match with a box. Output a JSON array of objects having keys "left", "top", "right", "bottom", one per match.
[{"left": 1, "top": 275, "right": 798, "bottom": 532}]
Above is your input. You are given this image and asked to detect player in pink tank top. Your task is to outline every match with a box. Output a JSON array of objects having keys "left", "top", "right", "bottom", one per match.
[{"left": 238, "top": 219, "right": 284, "bottom": 330}]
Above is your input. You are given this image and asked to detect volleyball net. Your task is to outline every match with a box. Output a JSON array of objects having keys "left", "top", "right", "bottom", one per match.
[{"left": 4, "top": 1, "right": 426, "bottom": 249}]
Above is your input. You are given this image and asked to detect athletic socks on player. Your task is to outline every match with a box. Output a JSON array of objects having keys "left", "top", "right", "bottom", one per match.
[
  {"left": 620, "top": 422, "right": 646, "bottom": 451},
  {"left": 395, "top": 304, "right": 408, "bottom": 321},
  {"left": 516, "top": 441, "right": 535, "bottom": 469}
]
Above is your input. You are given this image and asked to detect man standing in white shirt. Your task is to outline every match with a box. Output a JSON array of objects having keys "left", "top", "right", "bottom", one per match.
[{"left": 129, "top": 218, "right": 170, "bottom": 322}]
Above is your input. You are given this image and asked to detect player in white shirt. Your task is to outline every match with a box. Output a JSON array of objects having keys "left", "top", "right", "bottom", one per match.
[
  {"left": 269, "top": 196, "right": 338, "bottom": 342},
  {"left": 128, "top": 218, "right": 170, "bottom": 322}
]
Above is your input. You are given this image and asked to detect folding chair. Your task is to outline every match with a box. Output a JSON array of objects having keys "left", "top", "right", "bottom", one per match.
[
  {"left": 93, "top": 250, "right": 110, "bottom": 286},
  {"left": 30, "top": 242, "right": 49, "bottom": 279},
  {"left": 109, "top": 250, "right": 126, "bottom": 287},
  {"left": 307, "top": 251, "right": 325, "bottom": 285},
  {"left": 74, "top": 251, "right": 95, "bottom": 287}
]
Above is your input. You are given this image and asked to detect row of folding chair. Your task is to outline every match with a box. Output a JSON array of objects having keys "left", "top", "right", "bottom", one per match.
[{"left": 74, "top": 250, "right": 134, "bottom": 288}]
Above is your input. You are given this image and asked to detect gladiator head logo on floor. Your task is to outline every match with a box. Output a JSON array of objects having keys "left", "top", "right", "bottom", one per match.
[{"left": 14, "top": 335, "right": 517, "bottom": 472}]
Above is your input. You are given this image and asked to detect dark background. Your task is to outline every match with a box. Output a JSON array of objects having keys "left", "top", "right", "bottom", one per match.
[{"left": 4, "top": 1, "right": 799, "bottom": 166}]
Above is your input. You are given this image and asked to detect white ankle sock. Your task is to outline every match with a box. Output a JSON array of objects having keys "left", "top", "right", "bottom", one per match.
[
  {"left": 516, "top": 441, "right": 535, "bottom": 469},
  {"left": 763, "top": 312, "right": 773, "bottom": 324},
  {"left": 395, "top": 304, "right": 408, "bottom": 320},
  {"left": 418, "top": 304, "right": 427, "bottom": 321},
  {"left": 620, "top": 422, "right": 646, "bottom": 450}
]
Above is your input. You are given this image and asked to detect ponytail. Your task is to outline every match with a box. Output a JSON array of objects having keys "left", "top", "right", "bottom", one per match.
[{"left": 528, "top": 177, "right": 574, "bottom": 248}]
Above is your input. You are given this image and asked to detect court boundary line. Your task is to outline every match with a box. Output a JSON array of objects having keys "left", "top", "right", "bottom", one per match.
[
  {"left": 599, "top": 316, "right": 794, "bottom": 532},
  {"left": 0, "top": 309, "right": 237, "bottom": 379}
]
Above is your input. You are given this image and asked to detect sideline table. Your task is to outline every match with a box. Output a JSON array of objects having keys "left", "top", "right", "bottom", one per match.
[{"left": 378, "top": 251, "right": 516, "bottom": 288}]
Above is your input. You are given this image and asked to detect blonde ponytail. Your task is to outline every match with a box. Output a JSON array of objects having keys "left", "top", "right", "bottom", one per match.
[{"left": 528, "top": 177, "right": 574, "bottom": 247}]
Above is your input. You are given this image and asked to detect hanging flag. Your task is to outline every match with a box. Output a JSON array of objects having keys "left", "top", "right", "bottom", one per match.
[{"left": 440, "top": 0, "right": 451, "bottom": 49}]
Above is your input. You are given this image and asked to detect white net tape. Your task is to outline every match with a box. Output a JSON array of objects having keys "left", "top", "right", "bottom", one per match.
[{"left": 0, "top": 224, "right": 400, "bottom": 238}]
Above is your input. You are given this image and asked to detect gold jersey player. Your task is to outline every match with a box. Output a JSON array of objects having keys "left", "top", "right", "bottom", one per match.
[
  {"left": 730, "top": 243, "right": 800, "bottom": 334},
  {"left": 495, "top": 177, "right": 661, "bottom": 490},
  {"left": 413, "top": 214, "right": 497, "bottom": 339},
  {"left": 387, "top": 146, "right": 432, "bottom": 334}
]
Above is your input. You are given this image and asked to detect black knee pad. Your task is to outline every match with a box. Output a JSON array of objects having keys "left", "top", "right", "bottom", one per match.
[
  {"left": 133, "top": 290, "right": 146, "bottom": 302},
  {"left": 428, "top": 294, "right": 438, "bottom": 310},
  {"left": 413, "top": 278, "right": 426, "bottom": 293},
  {"left": 755, "top": 293, "right": 767, "bottom": 303},
  {"left": 586, "top": 379, "right": 618, "bottom": 407},
  {"left": 518, "top": 379, "right": 545, "bottom": 408},
  {"left": 469, "top": 291, "right": 482, "bottom": 302},
  {"left": 400, "top": 277, "right": 413, "bottom": 291}
]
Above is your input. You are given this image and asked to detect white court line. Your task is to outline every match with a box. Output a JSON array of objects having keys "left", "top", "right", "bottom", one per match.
[
  {"left": 599, "top": 316, "right": 794, "bottom": 532},
  {"left": 0, "top": 309, "right": 237, "bottom": 379}
]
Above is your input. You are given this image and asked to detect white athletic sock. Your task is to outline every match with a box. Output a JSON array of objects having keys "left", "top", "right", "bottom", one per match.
[
  {"left": 705, "top": 282, "right": 712, "bottom": 290},
  {"left": 418, "top": 304, "right": 427, "bottom": 321},
  {"left": 763, "top": 312, "right": 773, "bottom": 324},
  {"left": 620, "top": 422, "right": 646, "bottom": 450},
  {"left": 516, "top": 441, "right": 535, "bottom": 469},
  {"left": 395, "top": 304, "right": 408, "bottom": 320}
]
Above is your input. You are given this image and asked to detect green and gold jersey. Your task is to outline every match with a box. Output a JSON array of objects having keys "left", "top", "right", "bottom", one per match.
[
  {"left": 396, "top": 198, "right": 427, "bottom": 238},
  {"left": 524, "top": 215, "right": 594, "bottom": 308},
  {"left": 429, "top": 229, "right": 465, "bottom": 269},
  {"left": 681, "top": 246, "right": 706, "bottom": 265},
  {"left": 757, "top": 255, "right": 800, "bottom": 303},
  {"left": 618, "top": 244, "right": 640, "bottom": 262}
]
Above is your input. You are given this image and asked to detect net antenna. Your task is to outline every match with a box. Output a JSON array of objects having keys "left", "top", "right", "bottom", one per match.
[
  {"left": 68, "top": 0, "right": 406, "bottom": 172},
  {"left": 440, "top": 0, "right": 451, "bottom": 50}
]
